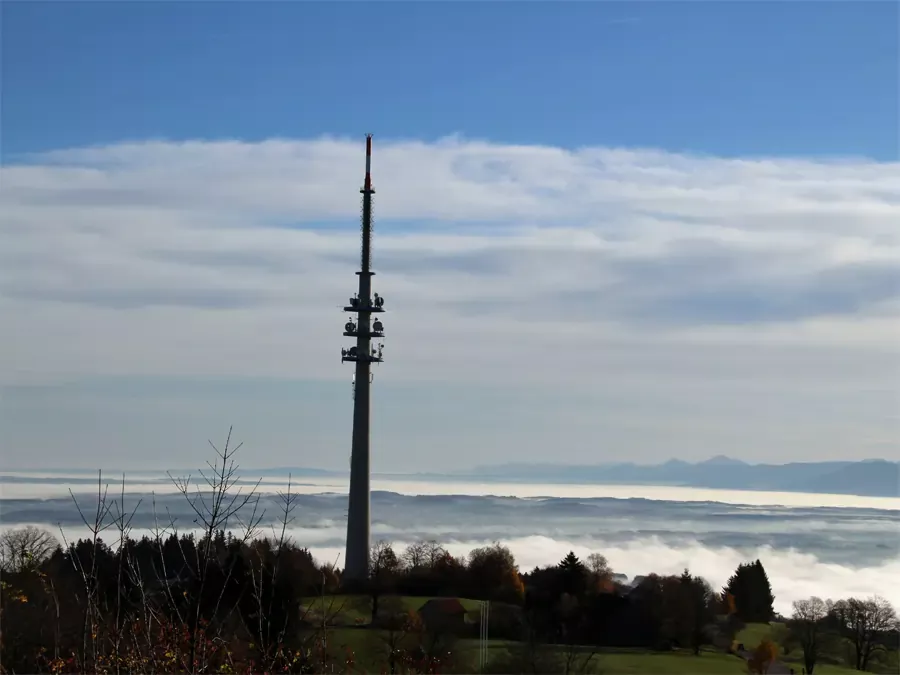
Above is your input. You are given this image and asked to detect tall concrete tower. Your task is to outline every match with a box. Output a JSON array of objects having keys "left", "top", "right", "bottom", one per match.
[{"left": 340, "top": 134, "right": 385, "bottom": 582}]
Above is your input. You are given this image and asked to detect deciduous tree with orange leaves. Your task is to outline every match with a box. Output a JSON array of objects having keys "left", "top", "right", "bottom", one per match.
[{"left": 746, "top": 638, "right": 779, "bottom": 674}]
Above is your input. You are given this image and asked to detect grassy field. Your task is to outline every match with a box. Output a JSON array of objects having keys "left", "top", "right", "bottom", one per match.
[
  {"left": 581, "top": 650, "right": 746, "bottom": 674},
  {"left": 781, "top": 663, "right": 861, "bottom": 675},
  {"left": 481, "top": 647, "right": 749, "bottom": 674},
  {"left": 778, "top": 647, "right": 900, "bottom": 675},
  {"left": 319, "top": 624, "right": 878, "bottom": 674},
  {"left": 736, "top": 621, "right": 788, "bottom": 649},
  {"left": 306, "top": 599, "right": 896, "bottom": 674},
  {"left": 325, "top": 634, "right": 750, "bottom": 674},
  {"left": 302, "top": 594, "right": 483, "bottom": 625},
  {"left": 736, "top": 621, "right": 898, "bottom": 675},
  {"left": 304, "top": 596, "right": 752, "bottom": 673}
]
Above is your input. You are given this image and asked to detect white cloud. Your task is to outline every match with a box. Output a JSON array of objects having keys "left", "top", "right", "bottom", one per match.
[{"left": 1, "top": 136, "right": 899, "bottom": 465}]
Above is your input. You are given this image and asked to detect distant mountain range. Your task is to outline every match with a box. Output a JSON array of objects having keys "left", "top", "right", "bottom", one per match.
[
  {"left": 6, "top": 457, "right": 897, "bottom": 499},
  {"left": 246, "top": 456, "right": 899, "bottom": 498},
  {"left": 459, "top": 456, "right": 899, "bottom": 498}
]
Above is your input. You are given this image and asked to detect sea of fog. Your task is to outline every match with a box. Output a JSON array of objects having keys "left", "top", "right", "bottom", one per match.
[{"left": 1, "top": 472, "right": 898, "bottom": 616}]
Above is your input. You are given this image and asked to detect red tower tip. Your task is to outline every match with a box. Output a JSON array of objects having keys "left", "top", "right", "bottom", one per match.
[{"left": 366, "top": 134, "right": 372, "bottom": 156}]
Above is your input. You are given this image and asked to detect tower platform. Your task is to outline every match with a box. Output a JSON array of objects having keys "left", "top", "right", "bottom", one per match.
[
  {"left": 341, "top": 354, "right": 384, "bottom": 364},
  {"left": 343, "top": 305, "right": 385, "bottom": 313},
  {"left": 343, "top": 330, "right": 384, "bottom": 338}
]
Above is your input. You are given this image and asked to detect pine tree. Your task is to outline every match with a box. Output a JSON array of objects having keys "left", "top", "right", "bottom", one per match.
[
  {"left": 559, "top": 551, "right": 583, "bottom": 573},
  {"left": 751, "top": 560, "right": 775, "bottom": 622},
  {"left": 558, "top": 551, "right": 588, "bottom": 596},
  {"left": 723, "top": 563, "right": 751, "bottom": 621},
  {"left": 724, "top": 560, "right": 774, "bottom": 623},
  {"left": 680, "top": 569, "right": 715, "bottom": 654}
]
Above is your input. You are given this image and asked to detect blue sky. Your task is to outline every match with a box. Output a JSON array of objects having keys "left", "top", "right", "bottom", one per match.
[
  {"left": 3, "top": 1, "right": 897, "bottom": 159},
  {"left": 1, "top": 2, "right": 898, "bottom": 472}
]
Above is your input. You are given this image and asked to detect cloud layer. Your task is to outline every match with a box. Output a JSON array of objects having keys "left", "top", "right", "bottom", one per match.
[
  {"left": 1, "top": 137, "right": 899, "bottom": 466},
  {"left": 3, "top": 479, "right": 898, "bottom": 615},
  {"left": 5, "top": 472, "right": 900, "bottom": 619}
]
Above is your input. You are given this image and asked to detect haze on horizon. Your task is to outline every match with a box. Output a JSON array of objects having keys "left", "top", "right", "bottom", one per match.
[{"left": 1, "top": 2, "right": 898, "bottom": 474}]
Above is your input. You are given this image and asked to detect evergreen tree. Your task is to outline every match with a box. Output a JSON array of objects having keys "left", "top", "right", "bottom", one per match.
[
  {"left": 723, "top": 563, "right": 751, "bottom": 622},
  {"left": 559, "top": 551, "right": 583, "bottom": 574},
  {"left": 751, "top": 559, "right": 775, "bottom": 621},
  {"left": 723, "top": 560, "right": 775, "bottom": 623},
  {"left": 679, "top": 569, "right": 716, "bottom": 654},
  {"left": 558, "top": 551, "right": 588, "bottom": 596}
]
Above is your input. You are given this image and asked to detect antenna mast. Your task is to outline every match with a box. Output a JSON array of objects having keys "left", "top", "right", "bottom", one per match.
[{"left": 340, "top": 134, "right": 385, "bottom": 582}]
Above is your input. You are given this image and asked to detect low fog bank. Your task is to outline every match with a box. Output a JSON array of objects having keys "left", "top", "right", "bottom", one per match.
[
  {"left": 2, "top": 473, "right": 898, "bottom": 511},
  {"left": 6, "top": 518, "right": 895, "bottom": 618},
  {"left": 3, "top": 487, "right": 898, "bottom": 613},
  {"left": 2, "top": 490, "right": 896, "bottom": 568}
]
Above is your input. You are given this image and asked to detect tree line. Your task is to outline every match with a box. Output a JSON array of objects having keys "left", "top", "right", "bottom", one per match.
[
  {"left": 3, "top": 524, "right": 896, "bottom": 674},
  {"left": 786, "top": 596, "right": 898, "bottom": 674}
]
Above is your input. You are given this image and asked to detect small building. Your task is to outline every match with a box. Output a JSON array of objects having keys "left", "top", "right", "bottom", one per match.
[{"left": 418, "top": 598, "right": 468, "bottom": 633}]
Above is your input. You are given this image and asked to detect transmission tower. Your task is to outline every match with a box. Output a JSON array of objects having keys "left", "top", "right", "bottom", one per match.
[{"left": 339, "top": 134, "right": 385, "bottom": 582}]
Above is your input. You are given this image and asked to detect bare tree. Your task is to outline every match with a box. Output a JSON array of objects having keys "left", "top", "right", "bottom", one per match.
[
  {"left": 0, "top": 526, "right": 59, "bottom": 572},
  {"left": 830, "top": 595, "right": 898, "bottom": 671},
  {"left": 424, "top": 540, "right": 447, "bottom": 568},
  {"left": 788, "top": 596, "right": 829, "bottom": 675},
  {"left": 414, "top": 611, "right": 459, "bottom": 673},
  {"left": 0, "top": 428, "right": 355, "bottom": 674},
  {"left": 63, "top": 472, "right": 116, "bottom": 673},
  {"left": 168, "top": 426, "right": 264, "bottom": 672},
  {"left": 557, "top": 593, "right": 597, "bottom": 675},
  {"left": 586, "top": 552, "right": 611, "bottom": 579},
  {"left": 244, "top": 475, "right": 299, "bottom": 670},
  {"left": 491, "top": 607, "right": 559, "bottom": 675},
  {"left": 401, "top": 541, "right": 429, "bottom": 571},
  {"left": 108, "top": 475, "right": 142, "bottom": 672},
  {"left": 559, "top": 642, "right": 597, "bottom": 675},
  {"left": 368, "top": 596, "right": 421, "bottom": 674},
  {"left": 368, "top": 540, "right": 400, "bottom": 623}
]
